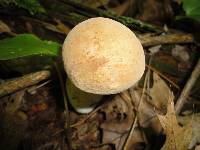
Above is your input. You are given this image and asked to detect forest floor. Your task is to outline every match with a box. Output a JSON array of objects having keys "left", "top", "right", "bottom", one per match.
[{"left": 0, "top": 0, "right": 200, "bottom": 150}]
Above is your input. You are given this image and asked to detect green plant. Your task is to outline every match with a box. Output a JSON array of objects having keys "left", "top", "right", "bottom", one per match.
[
  {"left": 178, "top": 0, "right": 200, "bottom": 22},
  {"left": 0, "top": 0, "right": 46, "bottom": 14},
  {"left": 0, "top": 34, "right": 60, "bottom": 60}
]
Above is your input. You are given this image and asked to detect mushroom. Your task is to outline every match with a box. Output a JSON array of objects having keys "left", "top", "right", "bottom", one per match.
[{"left": 63, "top": 17, "right": 145, "bottom": 113}]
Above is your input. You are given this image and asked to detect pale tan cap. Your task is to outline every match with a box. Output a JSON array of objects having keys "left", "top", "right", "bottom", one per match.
[{"left": 63, "top": 17, "right": 145, "bottom": 94}]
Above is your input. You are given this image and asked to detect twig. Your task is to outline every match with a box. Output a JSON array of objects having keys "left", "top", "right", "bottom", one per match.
[
  {"left": 146, "top": 64, "right": 180, "bottom": 90},
  {"left": 175, "top": 58, "right": 200, "bottom": 114},
  {"left": 70, "top": 105, "right": 101, "bottom": 128},
  {"left": 123, "top": 66, "right": 149, "bottom": 149},
  {"left": 0, "top": 70, "right": 50, "bottom": 97},
  {"left": 54, "top": 62, "right": 71, "bottom": 150},
  {"left": 139, "top": 33, "right": 194, "bottom": 47},
  {"left": 27, "top": 80, "right": 51, "bottom": 94}
]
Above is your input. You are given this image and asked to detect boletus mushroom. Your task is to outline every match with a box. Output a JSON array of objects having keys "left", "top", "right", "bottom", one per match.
[{"left": 63, "top": 17, "right": 145, "bottom": 113}]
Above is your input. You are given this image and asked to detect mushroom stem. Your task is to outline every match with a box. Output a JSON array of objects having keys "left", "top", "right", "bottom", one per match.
[{"left": 66, "top": 78, "right": 103, "bottom": 113}]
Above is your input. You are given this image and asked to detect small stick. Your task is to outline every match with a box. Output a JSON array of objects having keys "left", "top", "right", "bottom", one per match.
[
  {"left": 54, "top": 62, "right": 71, "bottom": 150},
  {"left": 146, "top": 64, "right": 180, "bottom": 90},
  {"left": 123, "top": 67, "right": 149, "bottom": 149},
  {"left": 139, "top": 33, "right": 194, "bottom": 47},
  {"left": 0, "top": 70, "right": 50, "bottom": 97},
  {"left": 175, "top": 58, "right": 200, "bottom": 114}
]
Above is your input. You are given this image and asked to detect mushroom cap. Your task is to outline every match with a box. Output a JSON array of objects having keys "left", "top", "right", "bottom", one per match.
[{"left": 63, "top": 17, "right": 145, "bottom": 95}]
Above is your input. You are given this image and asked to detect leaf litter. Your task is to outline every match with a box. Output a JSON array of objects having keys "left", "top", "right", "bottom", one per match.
[
  {"left": 0, "top": 64, "right": 198, "bottom": 150},
  {"left": 0, "top": 0, "right": 200, "bottom": 149}
]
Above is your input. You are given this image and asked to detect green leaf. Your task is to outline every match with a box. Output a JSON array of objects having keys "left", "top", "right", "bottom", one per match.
[
  {"left": 182, "top": 0, "right": 200, "bottom": 22},
  {"left": 0, "top": 34, "right": 60, "bottom": 60}
]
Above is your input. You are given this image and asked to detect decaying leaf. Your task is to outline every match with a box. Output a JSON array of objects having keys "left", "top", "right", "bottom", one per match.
[
  {"left": 149, "top": 72, "right": 169, "bottom": 113},
  {"left": 1, "top": 90, "right": 25, "bottom": 114},
  {"left": 54, "top": 19, "right": 71, "bottom": 35},
  {"left": 0, "top": 90, "right": 27, "bottom": 150},
  {"left": 111, "top": 0, "right": 132, "bottom": 15},
  {"left": 157, "top": 93, "right": 192, "bottom": 150},
  {"left": 148, "top": 45, "right": 161, "bottom": 54},
  {"left": 137, "top": 0, "right": 173, "bottom": 22},
  {"left": 71, "top": 115, "right": 101, "bottom": 149},
  {"left": 172, "top": 45, "right": 190, "bottom": 62},
  {"left": 101, "top": 129, "right": 127, "bottom": 150},
  {"left": 75, "top": 0, "right": 109, "bottom": 8},
  {"left": 0, "top": 20, "right": 12, "bottom": 34},
  {"left": 178, "top": 113, "right": 200, "bottom": 149},
  {"left": 100, "top": 94, "right": 134, "bottom": 133},
  {"left": 195, "top": 145, "right": 200, "bottom": 150},
  {"left": 100, "top": 94, "right": 134, "bottom": 150},
  {"left": 100, "top": 93, "right": 147, "bottom": 150}
]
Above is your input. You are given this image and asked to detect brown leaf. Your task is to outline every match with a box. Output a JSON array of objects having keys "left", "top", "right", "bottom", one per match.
[
  {"left": 71, "top": 115, "right": 100, "bottom": 149},
  {"left": 0, "top": 20, "right": 16, "bottom": 36},
  {"left": 157, "top": 94, "right": 192, "bottom": 150},
  {"left": 4, "top": 90, "right": 25, "bottom": 113},
  {"left": 101, "top": 129, "right": 127, "bottom": 150},
  {"left": 78, "top": 0, "right": 109, "bottom": 8},
  {"left": 129, "top": 88, "right": 161, "bottom": 132},
  {"left": 149, "top": 72, "right": 169, "bottom": 113},
  {"left": 100, "top": 93, "right": 135, "bottom": 150},
  {"left": 196, "top": 145, "right": 200, "bottom": 150},
  {"left": 0, "top": 20, "right": 12, "bottom": 33},
  {"left": 137, "top": 0, "right": 173, "bottom": 23},
  {"left": 178, "top": 113, "right": 200, "bottom": 149},
  {"left": 54, "top": 19, "right": 71, "bottom": 35},
  {"left": 111, "top": 0, "right": 132, "bottom": 16},
  {"left": 100, "top": 94, "right": 134, "bottom": 133}
]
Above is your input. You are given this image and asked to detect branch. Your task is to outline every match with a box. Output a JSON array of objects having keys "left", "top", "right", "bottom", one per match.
[
  {"left": 0, "top": 70, "right": 50, "bottom": 97},
  {"left": 175, "top": 58, "right": 200, "bottom": 114},
  {"left": 139, "top": 33, "right": 194, "bottom": 47}
]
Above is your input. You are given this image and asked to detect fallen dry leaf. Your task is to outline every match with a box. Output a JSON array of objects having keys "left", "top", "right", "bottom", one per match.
[
  {"left": 196, "top": 145, "right": 200, "bottom": 150},
  {"left": 100, "top": 94, "right": 134, "bottom": 149},
  {"left": 100, "top": 93, "right": 147, "bottom": 150},
  {"left": 0, "top": 20, "right": 16, "bottom": 36},
  {"left": 30, "top": 102, "right": 48, "bottom": 113},
  {"left": 54, "top": 19, "right": 71, "bottom": 35},
  {"left": 100, "top": 94, "right": 134, "bottom": 133},
  {"left": 71, "top": 115, "right": 100, "bottom": 150},
  {"left": 149, "top": 72, "right": 169, "bottom": 113},
  {"left": 157, "top": 93, "right": 192, "bottom": 150},
  {"left": 0, "top": 20, "right": 11, "bottom": 33},
  {"left": 78, "top": 0, "right": 109, "bottom": 8},
  {"left": 111, "top": 0, "right": 132, "bottom": 15},
  {"left": 3, "top": 90, "right": 25, "bottom": 114},
  {"left": 172, "top": 45, "right": 190, "bottom": 62},
  {"left": 137, "top": 0, "right": 173, "bottom": 23},
  {"left": 178, "top": 113, "right": 200, "bottom": 149},
  {"left": 101, "top": 129, "right": 127, "bottom": 150}
]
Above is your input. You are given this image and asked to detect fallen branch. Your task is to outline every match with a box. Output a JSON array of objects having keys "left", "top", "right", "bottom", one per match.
[
  {"left": 139, "top": 33, "right": 194, "bottom": 47},
  {"left": 0, "top": 70, "right": 50, "bottom": 97},
  {"left": 175, "top": 58, "right": 200, "bottom": 114}
]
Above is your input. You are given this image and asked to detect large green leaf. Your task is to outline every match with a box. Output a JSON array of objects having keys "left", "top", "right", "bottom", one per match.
[
  {"left": 0, "top": 34, "right": 60, "bottom": 60},
  {"left": 182, "top": 0, "right": 200, "bottom": 22}
]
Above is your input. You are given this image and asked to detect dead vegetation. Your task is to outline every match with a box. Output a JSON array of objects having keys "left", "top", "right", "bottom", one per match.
[{"left": 0, "top": 0, "right": 200, "bottom": 150}]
